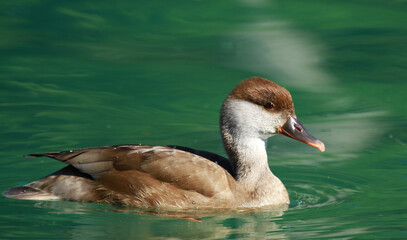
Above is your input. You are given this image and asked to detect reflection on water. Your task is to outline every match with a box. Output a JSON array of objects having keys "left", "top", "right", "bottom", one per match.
[
  {"left": 26, "top": 201, "right": 289, "bottom": 240},
  {"left": 227, "top": 22, "right": 335, "bottom": 92}
]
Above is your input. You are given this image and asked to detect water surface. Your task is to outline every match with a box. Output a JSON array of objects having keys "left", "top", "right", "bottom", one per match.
[{"left": 1, "top": 0, "right": 406, "bottom": 239}]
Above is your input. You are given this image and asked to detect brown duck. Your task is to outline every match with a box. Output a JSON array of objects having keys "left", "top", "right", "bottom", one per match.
[{"left": 5, "top": 77, "right": 325, "bottom": 209}]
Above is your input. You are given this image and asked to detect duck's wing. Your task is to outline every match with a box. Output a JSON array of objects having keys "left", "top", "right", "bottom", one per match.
[
  {"left": 24, "top": 145, "right": 236, "bottom": 200},
  {"left": 166, "top": 145, "right": 235, "bottom": 178}
]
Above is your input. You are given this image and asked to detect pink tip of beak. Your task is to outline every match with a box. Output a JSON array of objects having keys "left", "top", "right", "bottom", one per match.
[{"left": 308, "top": 140, "right": 325, "bottom": 152}]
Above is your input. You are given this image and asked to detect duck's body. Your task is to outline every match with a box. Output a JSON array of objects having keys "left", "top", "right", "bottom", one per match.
[
  {"left": 10, "top": 144, "right": 287, "bottom": 208},
  {"left": 5, "top": 77, "right": 324, "bottom": 209}
]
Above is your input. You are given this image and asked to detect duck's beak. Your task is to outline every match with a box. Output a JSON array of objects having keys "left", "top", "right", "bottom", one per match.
[{"left": 279, "top": 116, "right": 325, "bottom": 152}]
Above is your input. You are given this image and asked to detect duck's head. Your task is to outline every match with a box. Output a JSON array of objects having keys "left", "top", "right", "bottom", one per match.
[{"left": 220, "top": 77, "right": 325, "bottom": 152}]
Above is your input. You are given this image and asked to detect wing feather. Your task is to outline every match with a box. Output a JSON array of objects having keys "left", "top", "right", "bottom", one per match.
[{"left": 27, "top": 145, "right": 236, "bottom": 199}]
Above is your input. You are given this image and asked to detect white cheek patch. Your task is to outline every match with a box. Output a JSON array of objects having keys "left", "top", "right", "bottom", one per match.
[{"left": 222, "top": 99, "right": 287, "bottom": 139}]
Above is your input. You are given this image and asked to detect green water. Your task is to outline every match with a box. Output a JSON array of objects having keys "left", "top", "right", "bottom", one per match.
[{"left": 1, "top": 0, "right": 406, "bottom": 239}]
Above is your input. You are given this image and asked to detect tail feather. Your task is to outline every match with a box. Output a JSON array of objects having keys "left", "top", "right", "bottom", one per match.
[
  {"left": 4, "top": 166, "right": 95, "bottom": 201},
  {"left": 24, "top": 151, "right": 84, "bottom": 160},
  {"left": 4, "top": 186, "right": 59, "bottom": 200},
  {"left": 24, "top": 153, "right": 59, "bottom": 158}
]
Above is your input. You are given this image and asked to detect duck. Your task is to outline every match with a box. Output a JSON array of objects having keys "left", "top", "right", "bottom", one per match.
[{"left": 4, "top": 77, "right": 325, "bottom": 209}]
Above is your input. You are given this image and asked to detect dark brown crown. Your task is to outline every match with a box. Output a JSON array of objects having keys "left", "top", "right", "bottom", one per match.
[{"left": 229, "top": 77, "right": 295, "bottom": 114}]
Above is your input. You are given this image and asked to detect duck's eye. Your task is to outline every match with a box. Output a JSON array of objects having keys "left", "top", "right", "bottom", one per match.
[{"left": 264, "top": 102, "right": 275, "bottom": 109}]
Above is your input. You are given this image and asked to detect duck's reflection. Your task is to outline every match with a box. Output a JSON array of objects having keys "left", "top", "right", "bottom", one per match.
[{"left": 34, "top": 201, "right": 289, "bottom": 239}]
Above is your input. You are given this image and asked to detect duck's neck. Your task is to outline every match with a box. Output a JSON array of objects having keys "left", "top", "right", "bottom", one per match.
[
  {"left": 220, "top": 101, "right": 273, "bottom": 187},
  {"left": 219, "top": 98, "right": 289, "bottom": 206},
  {"left": 225, "top": 134, "right": 271, "bottom": 186}
]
